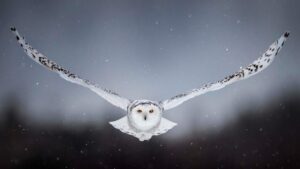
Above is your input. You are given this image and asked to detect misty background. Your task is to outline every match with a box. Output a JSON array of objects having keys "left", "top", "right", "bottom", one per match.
[{"left": 0, "top": 0, "right": 299, "bottom": 168}]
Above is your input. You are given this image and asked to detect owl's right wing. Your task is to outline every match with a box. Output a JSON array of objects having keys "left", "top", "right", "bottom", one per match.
[
  {"left": 11, "top": 27, "right": 131, "bottom": 111},
  {"left": 162, "top": 32, "right": 290, "bottom": 111}
]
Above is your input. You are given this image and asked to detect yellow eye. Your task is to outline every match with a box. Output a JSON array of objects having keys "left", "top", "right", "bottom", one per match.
[
  {"left": 137, "top": 109, "right": 142, "bottom": 113},
  {"left": 149, "top": 109, "right": 154, "bottom": 113}
]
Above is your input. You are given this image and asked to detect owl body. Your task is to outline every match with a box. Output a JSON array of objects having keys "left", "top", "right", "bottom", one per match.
[{"left": 110, "top": 100, "right": 177, "bottom": 141}]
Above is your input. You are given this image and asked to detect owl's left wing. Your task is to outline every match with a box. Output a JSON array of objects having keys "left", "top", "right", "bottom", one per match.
[
  {"left": 10, "top": 27, "right": 131, "bottom": 111},
  {"left": 162, "top": 32, "right": 290, "bottom": 111}
]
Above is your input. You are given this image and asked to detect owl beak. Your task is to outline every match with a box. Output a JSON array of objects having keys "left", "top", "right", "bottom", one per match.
[{"left": 143, "top": 115, "right": 147, "bottom": 121}]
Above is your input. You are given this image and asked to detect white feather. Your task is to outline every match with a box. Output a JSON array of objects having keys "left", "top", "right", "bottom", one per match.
[{"left": 153, "top": 118, "right": 177, "bottom": 136}]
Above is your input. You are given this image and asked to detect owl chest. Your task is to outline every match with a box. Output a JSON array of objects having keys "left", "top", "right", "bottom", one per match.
[{"left": 127, "top": 113, "right": 161, "bottom": 132}]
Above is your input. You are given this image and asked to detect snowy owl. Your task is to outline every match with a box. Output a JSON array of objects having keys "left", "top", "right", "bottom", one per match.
[{"left": 10, "top": 27, "right": 290, "bottom": 141}]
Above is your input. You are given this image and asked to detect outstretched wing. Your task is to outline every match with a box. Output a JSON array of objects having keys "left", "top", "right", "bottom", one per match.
[
  {"left": 162, "top": 32, "right": 290, "bottom": 111},
  {"left": 10, "top": 27, "right": 131, "bottom": 111}
]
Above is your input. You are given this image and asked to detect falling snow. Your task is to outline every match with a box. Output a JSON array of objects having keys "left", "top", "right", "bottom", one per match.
[{"left": 2, "top": 1, "right": 299, "bottom": 169}]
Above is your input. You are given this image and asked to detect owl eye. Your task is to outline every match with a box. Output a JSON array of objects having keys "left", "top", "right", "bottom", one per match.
[
  {"left": 137, "top": 109, "right": 142, "bottom": 113},
  {"left": 149, "top": 109, "right": 154, "bottom": 113}
]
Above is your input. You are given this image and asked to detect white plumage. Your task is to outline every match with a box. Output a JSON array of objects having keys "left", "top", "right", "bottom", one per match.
[{"left": 10, "top": 27, "right": 289, "bottom": 141}]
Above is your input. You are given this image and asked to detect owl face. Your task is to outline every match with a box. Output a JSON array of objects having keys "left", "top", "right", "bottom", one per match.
[{"left": 127, "top": 100, "right": 163, "bottom": 132}]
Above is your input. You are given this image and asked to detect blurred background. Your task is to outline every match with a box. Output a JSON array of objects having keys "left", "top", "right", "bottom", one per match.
[{"left": 0, "top": 0, "right": 299, "bottom": 168}]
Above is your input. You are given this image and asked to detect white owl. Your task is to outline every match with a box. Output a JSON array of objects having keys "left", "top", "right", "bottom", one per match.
[{"left": 10, "top": 27, "right": 289, "bottom": 141}]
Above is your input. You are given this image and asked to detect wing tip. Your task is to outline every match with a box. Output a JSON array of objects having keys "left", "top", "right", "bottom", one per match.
[
  {"left": 284, "top": 31, "right": 290, "bottom": 38},
  {"left": 10, "top": 26, "right": 17, "bottom": 32}
]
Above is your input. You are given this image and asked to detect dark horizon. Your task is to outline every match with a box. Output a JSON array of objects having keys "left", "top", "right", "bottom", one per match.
[{"left": 1, "top": 88, "right": 300, "bottom": 168}]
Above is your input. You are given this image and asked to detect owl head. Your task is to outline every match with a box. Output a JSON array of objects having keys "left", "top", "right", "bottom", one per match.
[{"left": 127, "top": 100, "right": 163, "bottom": 131}]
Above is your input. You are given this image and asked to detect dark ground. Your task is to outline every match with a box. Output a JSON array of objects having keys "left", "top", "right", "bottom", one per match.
[{"left": 0, "top": 90, "right": 299, "bottom": 169}]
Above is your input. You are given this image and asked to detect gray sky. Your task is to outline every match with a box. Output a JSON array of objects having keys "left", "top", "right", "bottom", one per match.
[{"left": 0, "top": 0, "right": 299, "bottom": 138}]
